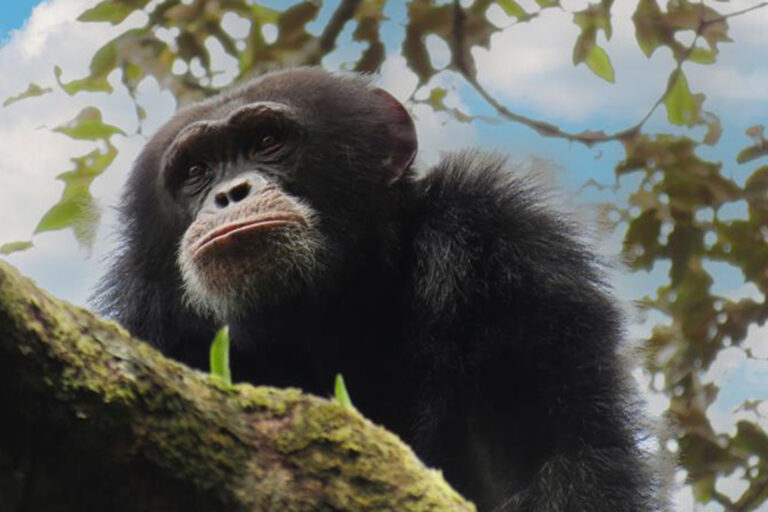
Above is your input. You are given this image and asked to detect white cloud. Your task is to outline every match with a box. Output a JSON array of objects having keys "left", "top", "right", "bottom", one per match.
[
  {"left": 688, "top": 66, "right": 768, "bottom": 101},
  {"left": 744, "top": 322, "right": 768, "bottom": 358},
  {"left": 475, "top": 0, "right": 768, "bottom": 122}
]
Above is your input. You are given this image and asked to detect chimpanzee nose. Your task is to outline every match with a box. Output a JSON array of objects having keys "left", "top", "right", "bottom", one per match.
[
  {"left": 214, "top": 181, "right": 250, "bottom": 208},
  {"left": 212, "top": 173, "right": 268, "bottom": 209}
]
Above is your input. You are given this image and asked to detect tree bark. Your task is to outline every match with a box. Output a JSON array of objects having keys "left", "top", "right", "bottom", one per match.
[{"left": 0, "top": 260, "right": 474, "bottom": 512}]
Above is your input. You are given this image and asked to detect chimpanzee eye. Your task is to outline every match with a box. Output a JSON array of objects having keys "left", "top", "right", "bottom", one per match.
[
  {"left": 249, "top": 133, "right": 285, "bottom": 160},
  {"left": 182, "top": 164, "right": 212, "bottom": 195},
  {"left": 187, "top": 164, "right": 208, "bottom": 180},
  {"left": 187, "top": 165, "right": 207, "bottom": 179}
]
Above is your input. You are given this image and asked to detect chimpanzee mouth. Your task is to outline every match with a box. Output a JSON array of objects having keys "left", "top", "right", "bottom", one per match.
[{"left": 192, "top": 214, "right": 307, "bottom": 257}]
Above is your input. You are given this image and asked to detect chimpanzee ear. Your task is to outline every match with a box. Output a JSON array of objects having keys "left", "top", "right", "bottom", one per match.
[{"left": 372, "top": 88, "right": 417, "bottom": 183}]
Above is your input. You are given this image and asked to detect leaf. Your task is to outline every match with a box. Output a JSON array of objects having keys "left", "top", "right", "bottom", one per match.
[
  {"left": 352, "top": 1, "right": 387, "bottom": 73},
  {"left": 632, "top": 0, "right": 664, "bottom": 57},
  {"left": 276, "top": 1, "right": 320, "bottom": 50},
  {"left": 3, "top": 83, "right": 52, "bottom": 107},
  {"left": 700, "top": 111, "right": 722, "bottom": 146},
  {"left": 736, "top": 143, "right": 768, "bottom": 164},
  {"left": 78, "top": 0, "right": 141, "bottom": 25},
  {"left": 665, "top": 70, "right": 695, "bottom": 125},
  {"left": 623, "top": 209, "right": 661, "bottom": 269},
  {"left": 209, "top": 326, "right": 232, "bottom": 385},
  {"left": 53, "top": 107, "right": 125, "bottom": 141},
  {"left": 585, "top": 44, "right": 615, "bottom": 82},
  {"left": 746, "top": 124, "right": 765, "bottom": 141},
  {"left": 334, "top": 373, "right": 354, "bottom": 410},
  {"left": 732, "top": 420, "right": 768, "bottom": 455},
  {"left": 0, "top": 241, "right": 34, "bottom": 255},
  {"left": 428, "top": 87, "right": 448, "bottom": 109},
  {"left": 251, "top": 4, "right": 281, "bottom": 24},
  {"left": 33, "top": 143, "right": 117, "bottom": 247},
  {"left": 496, "top": 0, "right": 528, "bottom": 19},
  {"left": 737, "top": 125, "right": 768, "bottom": 164},
  {"left": 572, "top": 1, "right": 614, "bottom": 82},
  {"left": 688, "top": 47, "right": 716, "bottom": 65},
  {"left": 35, "top": 195, "right": 97, "bottom": 237},
  {"left": 403, "top": 27, "right": 435, "bottom": 84}
]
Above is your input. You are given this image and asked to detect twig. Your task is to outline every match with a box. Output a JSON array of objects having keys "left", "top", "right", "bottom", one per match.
[{"left": 319, "top": 0, "right": 364, "bottom": 53}]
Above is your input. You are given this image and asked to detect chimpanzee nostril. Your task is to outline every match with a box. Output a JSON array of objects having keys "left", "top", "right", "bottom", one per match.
[
  {"left": 229, "top": 181, "right": 251, "bottom": 203},
  {"left": 214, "top": 192, "right": 229, "bottom": 209}
]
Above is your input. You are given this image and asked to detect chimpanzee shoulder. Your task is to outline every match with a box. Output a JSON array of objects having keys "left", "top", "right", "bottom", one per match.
[{"left": 405, "top": 150, "right": 609, "bottom": 319}]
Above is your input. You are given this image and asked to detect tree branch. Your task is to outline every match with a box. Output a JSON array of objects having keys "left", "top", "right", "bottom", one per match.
[
  {"left": 319, "top": 0, "right": 364, "bottom": 53},
  {"left": 0, "top": 260, "right": 474, "bottom": 512}
]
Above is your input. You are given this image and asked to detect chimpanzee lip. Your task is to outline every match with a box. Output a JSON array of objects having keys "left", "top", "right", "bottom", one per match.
[{"left": 192, "top": 214, "right": 307, "bottom": 257}]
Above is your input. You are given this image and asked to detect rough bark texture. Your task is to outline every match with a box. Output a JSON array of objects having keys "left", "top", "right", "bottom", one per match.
[{"left": 0, "top": 260, "right": 474, "bottom": 512}]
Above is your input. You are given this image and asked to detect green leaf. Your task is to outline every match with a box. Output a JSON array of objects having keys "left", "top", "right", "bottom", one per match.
[
  {"left": 53, "top": 107, "right": 125, "bottom": 141},
  {"left": 55, "top": 40, "right": 118, "bottom": 94},
  {"left": 33, "top": 143, "right": 117, "bottom": 247},
  {"left": 665, "top": 70, "right": 694, "bottom": 125},
  {"left": 209, "top": 326, "right": 232, "bottom": 385},
  {"left": 334, "top": 373, "right": 354, "bottom": 410},
  {"left": 3, "top": 83, "right": 52, "bottom": 107},
  {"left": 0, "top": 241, "right": 34, "bottom": 255},
  {"left": 428, "top": 87, "right": 447, "bottom": 109},
  {"left": 689, "top": 47, "right": 716, "bottom": 65},
  {"left": 34, "top": 185, "right": 100, "bottom": 247},
  {"left": 496, "top": 0, "right": 528, "bottom": 18},
  {"left": 251, "top": 4, "right": 280, "bottom": 24},
  {"left": 585, "top": 44, "right": 615, "bottom": 82},
  {"left": 732, "top": 421, "right": 768, "bottom": 455},
  {"left": 632, "top": 0, "right": 663, "bottom": 58},
  {"left": 737, "top": 143, "right": 768, "bottom": 164},
  {"left": 78, "top": 0, "right": 137, "bottom": 25}
]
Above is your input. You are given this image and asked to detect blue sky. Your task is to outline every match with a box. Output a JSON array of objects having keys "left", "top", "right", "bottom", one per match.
[
  {"left": 0, "top": 0, "right": 39, "bottom": 39},
  {"left": 0, "top": 2, "right": 767, "bottom": 507}
]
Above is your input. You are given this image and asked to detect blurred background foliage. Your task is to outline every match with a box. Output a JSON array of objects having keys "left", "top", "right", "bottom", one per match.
[{"left": 2, "top": 0, "right": 767, "bottom": 509}]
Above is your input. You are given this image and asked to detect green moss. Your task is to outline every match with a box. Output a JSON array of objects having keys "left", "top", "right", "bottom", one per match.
[{"left": 235, "top": 385, "right": 303, "bottom": 415}]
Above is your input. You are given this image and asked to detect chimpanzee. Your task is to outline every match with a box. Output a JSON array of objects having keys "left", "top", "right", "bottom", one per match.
[{"left": 95, "top": 68, "right": 664, "bottom": 511}]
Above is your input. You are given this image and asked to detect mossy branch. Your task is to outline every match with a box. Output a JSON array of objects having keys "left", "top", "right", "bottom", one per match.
[{"left": 0, "top": 260, "right": 474, "bottom": 512}]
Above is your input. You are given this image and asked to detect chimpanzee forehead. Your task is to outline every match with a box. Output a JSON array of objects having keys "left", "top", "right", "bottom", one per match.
[{"left": 221, "top": 68, "right": 377, "bottom": 120}]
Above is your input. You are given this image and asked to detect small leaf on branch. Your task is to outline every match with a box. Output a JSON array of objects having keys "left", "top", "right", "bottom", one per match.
[
  {"left": 53, "top": 106, "right": 125, "bottom": 141},
  {"left": 334, "top": 373, "right": 355, "bottom": 410},
  {"left": 209, "top": 326, "right": 232, "bottom": 385},
  {"left": 78, "top": 0, "right": 145, "bottom": 25},
  {"left": 0, "top": 241, "right": 34, "bottom": 255},
  {"left": 585, "top": 44, "right": 615, "bottom": 82},
  {"left": 3, "top": 83, "right": 52, "bottom": 107},
  {"left": 689, "top": 47, "right": 716, "bottom": 65},
  {"left": 664, "top": 70, "right": 696, "bottom": 125},
  {"left": 496, "top": 0, "right": 529, "bottom": 19}
]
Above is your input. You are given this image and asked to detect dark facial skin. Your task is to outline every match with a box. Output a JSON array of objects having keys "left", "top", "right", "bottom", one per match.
[{"left": 96, "top": 68, "right": 665, "bottom": 512}]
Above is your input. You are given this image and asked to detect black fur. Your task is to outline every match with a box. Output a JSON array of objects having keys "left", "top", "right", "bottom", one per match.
[{"left": 96, "top": 68, "right": 664, "bottom": 511}]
